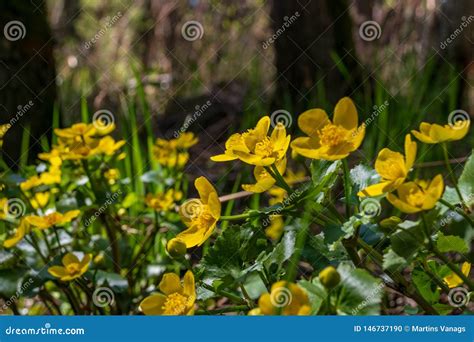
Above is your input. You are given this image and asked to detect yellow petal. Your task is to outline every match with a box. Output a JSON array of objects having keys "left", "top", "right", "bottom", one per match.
[
  {"left": 210, "top": 153, "right": 238, "bottom": 162},
  {"left": 207, "top": 192, "right": 221, "bottom": 219},
  {"left": 349, "top": 124, "right": 366, "bottom": 150},
  {"left": 159, "top": 273, "right": 183, "bottom": 295},
  {"left": 195, "top": 177, "right": 216, "bottom": 204},
  {"left": 48, "top": 266, "right": 68, "bottom": 278},
  {"left": 297, "top": 109, "right": 330, "bottom": 137},
  {"left": 333, "top": 97, "right": 358, "bottom": 130},
  {"left": 25, "top": 216, "right": 50, "bottom": 229},
  {"left": 254, "top": 116, "right": 271, "bottom": 138},
  {"left": 183, "top": 271, "right": 195, "bottom": 298},
  {"left": 242, "top": 177, "right": 276, "bottom": 193},
  {"left": 375, "top": 148, "right": 406, "bottom": 180},
  {"left": 422, "top": 174, "right": 444, "bottom": 210},
  {"left": 62, "top": 253, "right": 79, "bottom": 266},
  {"left": 449, "top": 121, "right": 470, "bottom": 141},
  {"left": 387, "top": 193, "right": 420, "bottom": 214},
  {"left": 175, "top": 224, "right": 207, "bottom": 248},
  {"left": 411, "top": 129, "right": 435, "bottom": 144},
  {"left": 62, "top": 210, "right": 80, "bottom": 223},
  {"left": 357, "top": 181, "right": 393, "bottom": 197},
  {"left": 404, "top": 134, "right": 417, "bottom": 171},
  {"left": 258, "top": 293, "right": 275, "bottom": 315},
  {"left": 233, "top": 150, "right": 275, "bottom": 166},
  {"left": 140, "top": 294, "right": 167, "bottom": 315},
  {"left": 429, "top": 124, "right": 452, "bottom": 142}
]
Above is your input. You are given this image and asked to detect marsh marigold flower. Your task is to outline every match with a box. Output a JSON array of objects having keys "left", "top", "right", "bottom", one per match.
[
  {"left": 153, "top": 132, "right": 198, "bottom": 168},
  {"left": 146, "top": 189, "right": 183, "bottom": 212},
  {"left": 242, "top": 158, "right": 287, "bottom": 193},
  {"left": 386, "top": 174, "right": 444, "bottom": 214},
  {"left": 443, "top": 262, "right": 471, "bottom": 288},
  {"left": 411, "top": 121, "right": 470, "bottom": 144},
  {"left": 48, "top": 253, "right": 92, "bottom": 281},
  {"left": 211, "top": 116, "right": 290, "bottom": 166},
  {"left": 249, "top": 281, "right": 311, "bottom": 315},
  {"left": 358, "top": 134, "right": 417, "bottom": 197},
  {"left": 291, "top": 97, "right": 365, "bottom": 161},
  {"left": 0, "top": 123, "right": 11, "bottom": 148},
  {"left": 26, "top": 210, "right": 80, "bottom": 230},
  {"left": 139, "top": 271, "right": 195, "bottom": 315},
  {"left": 171, "top": 177, "right": 221, "bottom": 248},
  {"left": 3, "top": 219, "right": 31, "bottom": 249}
]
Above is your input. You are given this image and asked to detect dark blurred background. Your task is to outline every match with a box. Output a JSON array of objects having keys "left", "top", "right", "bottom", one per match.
[{"left": 0, "top": 0, "right": 472, "bottom": 170}]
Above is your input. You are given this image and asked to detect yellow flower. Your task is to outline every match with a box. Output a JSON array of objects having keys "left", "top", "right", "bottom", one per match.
[
  {"left": 386, "top": 174, "right": 444, "bottom": 213},
  {"left": 38, "top": 148, "right": 63, "bottom": 167},
  {"left": 26, "top": 210, "right": 80, "bottom": 230},
  {"left": 3, "top": 219, "right": 31, "bottom": 248},
  {"left": 211, "top": 117, "right": 290, "bottom": 166},
  {"left": 443, "top": 262, "right": 471, "bottom": 288},
  {"left": 265, "top": 215, "right": 284, "bottom": 241},
  {"left": 139, "top": 271, "right": 195, "bottom": 315},
  {"left": 358, "top": 134, "right": 417, "bottom": 197},
  {"left": 146, "top": 189, "right": 183, "bottom": 212},
  {"left": 104, "top": 168, "right": 120, "bottom": 185},
  {"left": 90, "top": 136, "right": 125, "bottom": 156},
  {"left": 411, "top": 121, "right": 470, "bottom": 144},
  {"left": 48, "top": 253, "right": 92, "bottom": 281},
  {"left": 252, "top": 281, "right": 311, "bottom": 315},
  {"left": 54, "top": 123, "right": 96, "bottom": 140},
  {"left": 291, "top": 97, "right": 365, "bottom": 160},
  {"left": 242, "top": 158, "right": 287, "bottom": 193},
  {"left": 0, "top": 123, "right": 11, "bottom": 148},
  {"left": 0, "top": 198, "right": 8, "bottom": 220},
  {"left": 152, "top": 133, "right": 198, "bottom": 169},
  {"left": 173, "top": 177, "right": 221, "bottom": 248},
  {"left": 30, "top": 192, "right": 50, "bottom": 209}
]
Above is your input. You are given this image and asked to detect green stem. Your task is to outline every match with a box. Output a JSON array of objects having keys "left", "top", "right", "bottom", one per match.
[
  {"left": 201, "top": 283, "right": 247, "bottom": 305},
  {"left": 267, "top": 165, "right": 292, "bottom": 194},
  {"left": 439, "top": 198, "right": 473, "bottom": 227},
  {"left": 239, "top": 284, "right": 255, "bottom": 308},
  {"left": 441, "top": 143, "right": 467, "bottom": 210},
  {"left": 341, "top": 159, "right": 351, "bottom": 218},
  {"left": 195, "top": 305, "right": 249, "bottom": 315}
]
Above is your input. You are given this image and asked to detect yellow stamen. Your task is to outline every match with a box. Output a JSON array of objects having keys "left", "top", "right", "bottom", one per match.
[
  {"left": 161, "top": 293, "right": 188, "bottom": 315},
  {"left": 318, "top": 124, "right": 348, "bottom": 147}
]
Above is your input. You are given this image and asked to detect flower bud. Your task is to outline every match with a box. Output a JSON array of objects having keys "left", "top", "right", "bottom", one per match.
[
  {"left": 319, "top": 266, "right": 341, "bottom": 289},
  {"left": 380, "top": 216, "right": 402, "bottom": 229},
  {"left": 166, "top": 238, "right": 187, "bottom": 258}
]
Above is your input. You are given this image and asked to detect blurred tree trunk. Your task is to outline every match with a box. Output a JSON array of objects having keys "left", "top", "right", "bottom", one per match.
[
  {"left": 270, "top": 0, "right": 361, "bottom": 111},
  {"left": 0, "top": 0, "right": 56, "bottom": 168}
]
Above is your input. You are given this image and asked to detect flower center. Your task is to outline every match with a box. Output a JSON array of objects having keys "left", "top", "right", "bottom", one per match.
[
  {"left": 318, "top": 124, "right": 348, "bottom": 147},
  {"left": 46, "top": 213, "right": 60, "bottom": 225},
  {"left": 407, "top": 189, "right": 425, "bottom": 208},
  {"left": 162, "top": 293, "right": 188, "bottom": 315},
  {"left": 254, "top": 137, "right": 274, "bottom": 157},
  {"left": 66, "top": 263, "right": 81, "bottom": 275},
  {"left": 194, "top": 207, "right": 214, "bottom": 229}
]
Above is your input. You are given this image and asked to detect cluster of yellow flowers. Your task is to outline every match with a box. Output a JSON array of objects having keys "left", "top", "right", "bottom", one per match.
[{"left": 152, "top": 132, "right": 198, "bottom": 169}]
